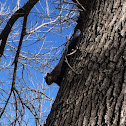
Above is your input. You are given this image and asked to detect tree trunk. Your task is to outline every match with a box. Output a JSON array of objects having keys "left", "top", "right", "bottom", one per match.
[{"left": 45, "top": 0, "right": 126, "bottom": 125}]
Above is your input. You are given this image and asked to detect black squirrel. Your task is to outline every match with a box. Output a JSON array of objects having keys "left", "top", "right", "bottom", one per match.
[{"left": 45, "top": 33, "right": 79, "bottom": 86}]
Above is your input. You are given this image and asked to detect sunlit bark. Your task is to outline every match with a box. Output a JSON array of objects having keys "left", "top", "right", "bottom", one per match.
[{"left": 45, "top": 0, "right": 126, "bottom": 125}]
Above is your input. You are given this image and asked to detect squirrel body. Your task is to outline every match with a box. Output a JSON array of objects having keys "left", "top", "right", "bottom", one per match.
[{"left": 45, "top": 35, "right": 79, "bottom": 86}]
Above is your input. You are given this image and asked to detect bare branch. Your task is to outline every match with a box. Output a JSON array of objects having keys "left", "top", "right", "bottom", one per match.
[{"left": 0, "top": 0, "right": 39, "bottom": 57}]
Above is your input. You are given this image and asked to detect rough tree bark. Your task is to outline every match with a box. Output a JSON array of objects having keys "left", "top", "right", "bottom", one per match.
[{"left": 45, "top": 0, "right": 126, "bottom": 126}]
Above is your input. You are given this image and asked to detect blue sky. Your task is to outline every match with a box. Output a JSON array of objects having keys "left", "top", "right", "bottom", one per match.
[{"left": 0, "top": 0, "right": 78, "bottom": 125}]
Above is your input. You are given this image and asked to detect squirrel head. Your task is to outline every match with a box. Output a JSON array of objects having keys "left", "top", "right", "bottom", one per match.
[{"left": 45, "top": 73, "right": 54, "bottom": 85}]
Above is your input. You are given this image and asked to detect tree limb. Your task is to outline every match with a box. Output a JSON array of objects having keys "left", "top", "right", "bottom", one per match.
[
  {"left": 0, "top": 9, "right": 29, "bottom": 118},
  {"left": 0, "top": 0, "right": 39, "bottom": 57}
]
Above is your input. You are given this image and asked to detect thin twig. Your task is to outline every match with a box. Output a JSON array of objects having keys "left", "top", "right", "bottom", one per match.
[{"left": 65, "top": 56, "right": 80, "bottom": 74}]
